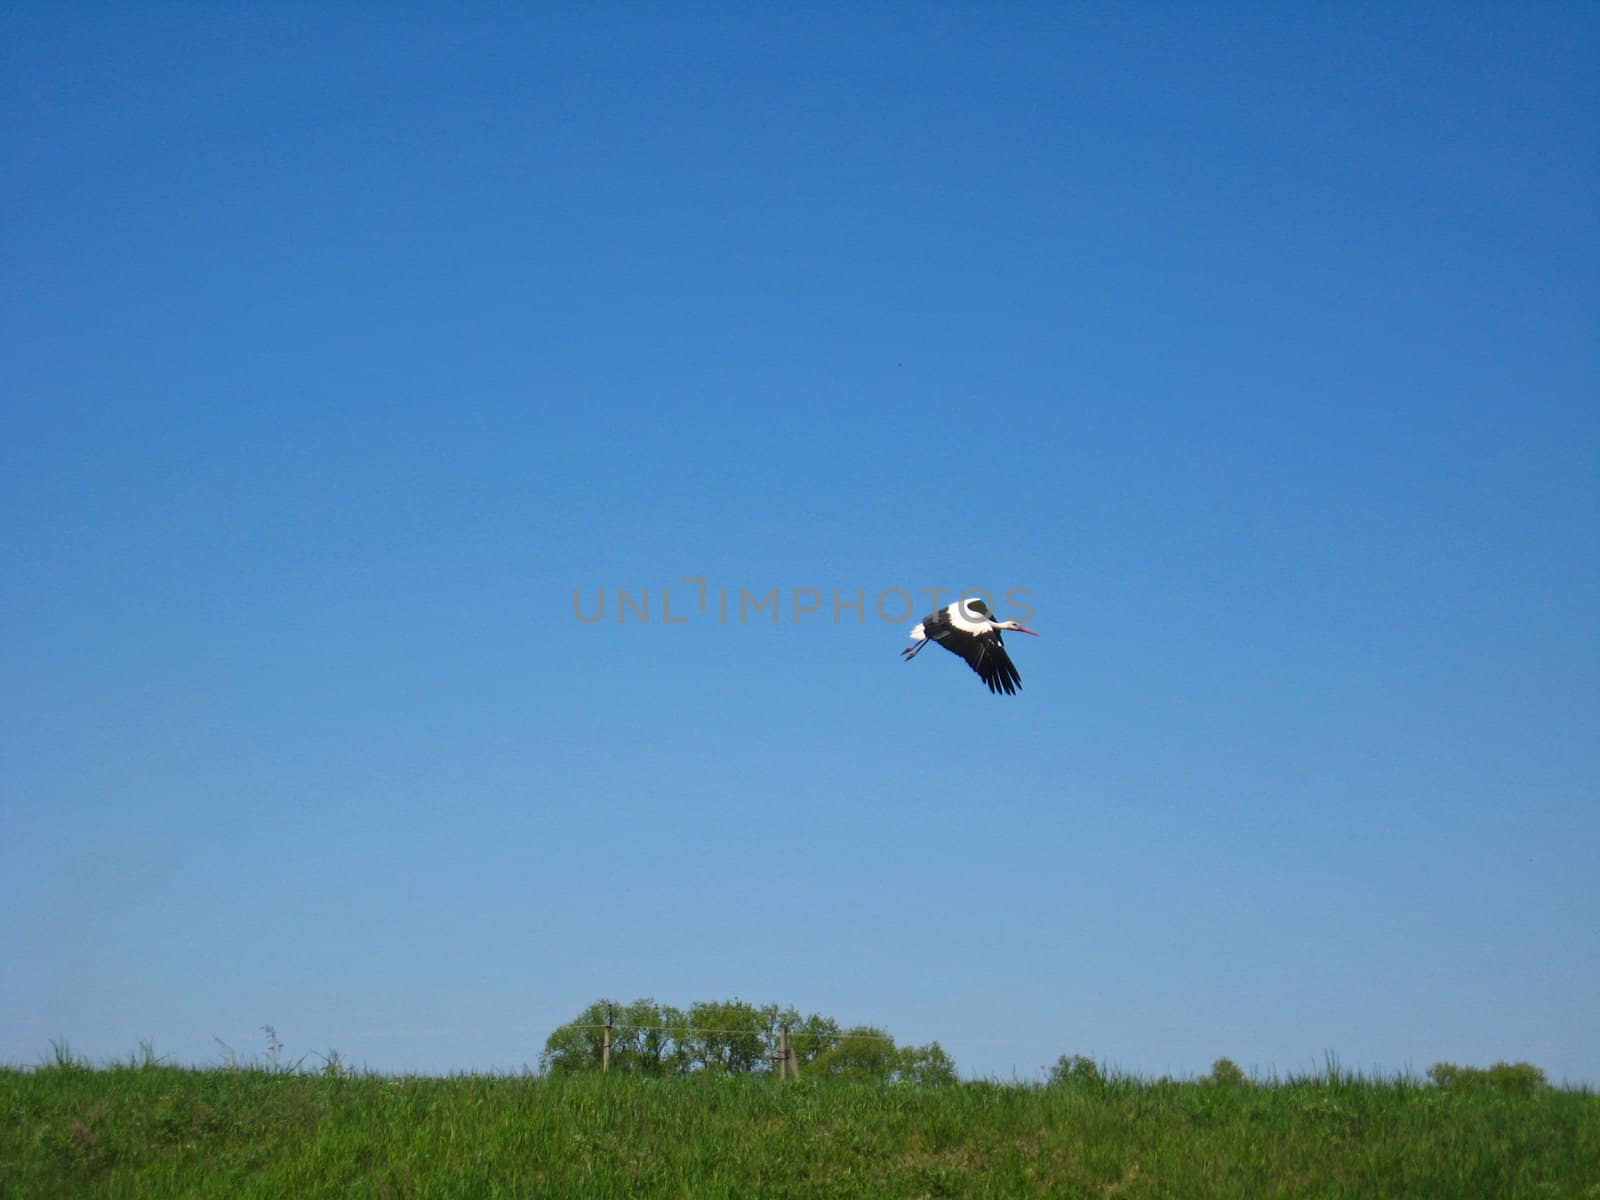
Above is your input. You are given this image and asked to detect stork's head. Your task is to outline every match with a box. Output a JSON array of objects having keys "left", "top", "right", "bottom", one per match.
[{"left": 997, "top": 619, "right": 1039, "bottom": 636}]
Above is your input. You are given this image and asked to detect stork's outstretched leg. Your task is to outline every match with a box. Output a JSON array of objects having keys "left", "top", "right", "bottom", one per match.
[{"left": 901, "top": 639, "right": 929, "bottom": 661}]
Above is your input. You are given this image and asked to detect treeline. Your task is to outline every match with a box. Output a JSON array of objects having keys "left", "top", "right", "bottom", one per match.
[
  {"left": 1047, "top": 1053, "right": 1555, "bottom": 1093},
  {"left": 542, "top": 1000, "right": 1558, "bottom": 1094},
  {"left": 540, "top": 998, "right": 957, "bottom": 1083},
  {"left": 1427, "top": 1061, "right": 1549, "bottom": 1094}
]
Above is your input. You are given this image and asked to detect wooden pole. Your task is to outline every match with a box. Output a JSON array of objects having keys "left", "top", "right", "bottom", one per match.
[
  {"left": 787, "top": 1025, "right": 801, "bottom": 1080},
  {"left": 778, "top": 1024, "right": 789, "bottom": 1081},
  {"left": 602, "top": 1007, "right": 612, "bottom": 1074}
]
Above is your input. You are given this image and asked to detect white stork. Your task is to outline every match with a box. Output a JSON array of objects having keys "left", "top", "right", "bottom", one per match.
[{"left": 900, "top": 597, "right": 1038, "bottom": 694}]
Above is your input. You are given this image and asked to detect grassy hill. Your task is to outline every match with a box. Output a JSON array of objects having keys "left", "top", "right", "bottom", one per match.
[{"left": 4, "top": 1056, "right": 1595, "bottom": 1198}]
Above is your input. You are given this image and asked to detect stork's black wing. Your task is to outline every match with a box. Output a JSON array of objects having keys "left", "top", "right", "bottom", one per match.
[{"left": 932, "top": 627, "right": 1022, "bottom": 695}]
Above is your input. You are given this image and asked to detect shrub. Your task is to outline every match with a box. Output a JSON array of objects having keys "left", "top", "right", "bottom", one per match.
[
  {"left": 896, "top": 1042, "right": 958, "bottom": 1086},
  {"left": 1209, "top": 1058, "right": 1246, "bottom": 1086},
  {"left": 1047, "top": 1054, "right": 1102, "bottom": 1086},
  {"left": 1427, "top": 1061, "right": 1548, "bottom": 1094}
]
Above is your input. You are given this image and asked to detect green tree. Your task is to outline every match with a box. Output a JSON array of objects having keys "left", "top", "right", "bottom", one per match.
[
  {"left": 1046, "top": 1054, "right": 1102, "bottom": 1086},
  {"left": 540, "top": 998, "right": 616, "bottom": 1075},
  {"left": 809, "top": 1027, "right": 958, "bottom": 1083},
  {"left": 1428, "top": 1061, "right": 1547, "bottom": 1094},
  {"left": 540, "top": 998, "right": 682, "bottom": 1076},
  {"left": 1209, "top": 1057, "right": 1246, "bottom": 1086},
  {"left": 607, "top": 998, "right": 685, "bottom": 1075},
  {"left": 810, "top": 1026, "right": 900, "bottom": 1079},
  {"left": 778, "top": 1008, "right": 842, "bottom": 1069},
  {"left": 897, "top": 1041, "right": 958, "bottom": 1086},
  {"left": 678, "top": 1000, "right": 777, "bottom": 1074}
]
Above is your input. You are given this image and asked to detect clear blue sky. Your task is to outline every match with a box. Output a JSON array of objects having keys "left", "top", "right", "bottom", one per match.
[{"left": 4, "top": 4, "right": 1596, "bottom": 1084}]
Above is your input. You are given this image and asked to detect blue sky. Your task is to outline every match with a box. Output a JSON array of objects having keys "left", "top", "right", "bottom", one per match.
[{"left": 3, "top": 4, "right": 1596, "bottom": 1084}]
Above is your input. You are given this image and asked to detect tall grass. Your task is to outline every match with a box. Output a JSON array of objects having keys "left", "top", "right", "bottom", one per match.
[{"left": 3, "top": 1053, "right": 1595, "bottom": 1198}]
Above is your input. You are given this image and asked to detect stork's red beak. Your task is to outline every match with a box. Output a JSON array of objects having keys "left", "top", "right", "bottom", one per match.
[{"left": 1013, "top": 625, "right": 1039, "bottom": 636}]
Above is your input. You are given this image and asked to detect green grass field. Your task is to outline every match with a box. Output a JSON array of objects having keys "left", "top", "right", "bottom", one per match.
[{"left": 4, "top": 1055, "right": 1596, "bottom": 1198}]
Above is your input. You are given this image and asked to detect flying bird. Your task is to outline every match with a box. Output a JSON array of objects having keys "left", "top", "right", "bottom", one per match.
[{"left": 900, "top": 597, "right": 1038, "bottom": 694}]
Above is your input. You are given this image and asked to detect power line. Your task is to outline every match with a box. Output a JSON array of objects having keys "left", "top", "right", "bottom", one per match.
[{"left": 560, "top": 1023, "right": 903, "bottom": 1043}]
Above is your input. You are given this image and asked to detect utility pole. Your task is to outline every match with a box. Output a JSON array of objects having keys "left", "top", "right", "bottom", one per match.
[
  {"left": 602, "top": 1005, "right": 613, "bottom": 1074},
  {"left": 778, "top": 1022, "right": 800, "bottom": 1081}
]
